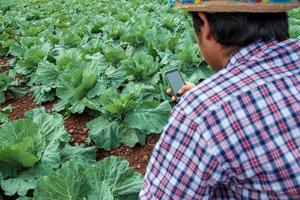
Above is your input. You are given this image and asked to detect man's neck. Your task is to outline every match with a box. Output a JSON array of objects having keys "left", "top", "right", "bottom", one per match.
[{"left": 218, "top": 46, "right": 238, "bottom": 71}]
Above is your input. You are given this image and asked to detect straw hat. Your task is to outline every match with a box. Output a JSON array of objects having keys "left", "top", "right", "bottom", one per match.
[{"left": 169, "top": 0, "right": 300, "bottom": 12}]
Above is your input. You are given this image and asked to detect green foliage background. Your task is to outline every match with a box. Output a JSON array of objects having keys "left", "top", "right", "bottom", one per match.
[{"left": 0, "top": 0, "right": 214, "bottom": 150}]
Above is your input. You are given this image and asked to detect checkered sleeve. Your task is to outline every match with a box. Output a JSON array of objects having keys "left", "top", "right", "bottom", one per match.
[{"left": 139, "top": 107, "right": 227, "bottom": 199}]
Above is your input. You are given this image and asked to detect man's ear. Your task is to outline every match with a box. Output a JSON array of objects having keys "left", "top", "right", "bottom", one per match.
[{"left": 198, "top": 13, "right": 212, "bottom": 41}]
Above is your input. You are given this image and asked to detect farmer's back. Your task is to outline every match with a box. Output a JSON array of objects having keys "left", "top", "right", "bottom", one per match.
[
  {"left": 140, "top": 39, "right": 300, "bottom": 199},
  {"left": 139, "top": 1, "right": 300, "bottom": 199},
  {"left": 177, "top": 39, "right": 300, "bottom": 199}
]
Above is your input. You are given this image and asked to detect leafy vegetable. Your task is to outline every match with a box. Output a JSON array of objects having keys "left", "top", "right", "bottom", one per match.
[
  {"left": 125, "top": 101, "right": 171, "bottom": 133},
  {"left": 289, "top": 8, "right": 300, "bottom": 40},
  {"left": 122, "top": 52, "right": 158, "bottom": 82},
  {"left": 87, "top": 99, "right": 170, "bottom": 150},
  {"left": 0, "top": 72, "right": 27, "bottom": 103},
  {"left": 0, "top": 108, "right": 96, "bottom": 197},
  {"left": 87, "top": 117, "right": 121, "bottom": 150},
  {"left": 0, "top": 104, "right": 12, "bottom": 124},
  {"left": 33, "top": 157, "right": 143, "bottom": 200},
  {"left": 0, "top": 0, "right": 214, "bottom": 150},
  {"left": 54, "top": 66, "right": 97, "bottom": 113},
  {"left": 33, "top": 160, "right": 87, "bottom": 200},
  {"left": 0, "top": 119, "right": 45, "bottom": 168}
]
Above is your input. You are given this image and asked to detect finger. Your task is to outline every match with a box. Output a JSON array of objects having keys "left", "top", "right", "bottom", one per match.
[
  {"left": 178, "top": 85, "right": 190, "bottom": 94},
  {"left": 185, "top": 81, "right": 193, "bottom": 85},
  {"left": 166, "top": 88, "right": 172, "bottom": 94},
  {"left": 185, "top": 81, "right": 195, "bottom": 88},
  {"left": 171, "top": 96, "right": 176, "bottom": 102}
]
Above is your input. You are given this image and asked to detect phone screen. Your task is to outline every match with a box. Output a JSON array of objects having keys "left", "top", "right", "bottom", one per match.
[{"left": 165, "top": 69, "right": 185, "bottom": 96}]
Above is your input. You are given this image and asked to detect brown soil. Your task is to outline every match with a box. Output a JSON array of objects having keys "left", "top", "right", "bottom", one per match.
[
  {"left": 64, "top": 113, "right": 92, "bottom": 144},
  {"left": 97, "top": 134, "right": 160, "bottom": 174},
  {"left": 0, "top": 94, "right": 54, "bottom": 120}
]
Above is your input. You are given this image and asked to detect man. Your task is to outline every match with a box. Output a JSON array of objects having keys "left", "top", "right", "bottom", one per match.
[{"left": 139, "top": 0, "right": 300, "bottom": 199}]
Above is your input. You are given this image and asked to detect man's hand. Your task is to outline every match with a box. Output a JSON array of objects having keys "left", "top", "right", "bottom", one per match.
[{"left": 166, "top": 81, "right": 195, "bottom": 102}]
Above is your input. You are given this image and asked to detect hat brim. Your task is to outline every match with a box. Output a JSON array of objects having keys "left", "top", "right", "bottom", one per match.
[{"left": 175, "top": 1, "right": 300, "bottom": 12}]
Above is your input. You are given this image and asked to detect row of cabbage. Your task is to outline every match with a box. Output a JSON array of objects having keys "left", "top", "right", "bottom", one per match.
[
  {"left": 1, "top": 0, "right": 299, "bottom": 150},
  {"left": 0, "top": 107, "right": 143, "bottom": 199},
  {"left": 0, "top": 0, "right": 213, "bottom": 151}
]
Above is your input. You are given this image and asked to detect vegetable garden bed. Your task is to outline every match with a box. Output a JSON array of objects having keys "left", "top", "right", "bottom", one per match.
[
  {"left": 0, "top": 0, "right": 299, "bottom": 199},
  {"left": 0, "top": 87, "right": 159, "bottom": 176}
]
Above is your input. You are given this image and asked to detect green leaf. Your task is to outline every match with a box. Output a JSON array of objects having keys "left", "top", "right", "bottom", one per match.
[
  {"left": 34, "top": 61, "right": 60, "bottom": 86},
  {"left": 125, "top": 101, "right": 171, "bottom": 133},
  {"left": 175, "top": 32, "right": 200, "bottom": 64},
  {"left": 0, "top": 72, "right": 12, "bottom": 103},
  {"left": 0, "top": 104, "right": 12, "bottom": 124},
  {"left": 99, "top": 83, "right": 155, "bottom": 115},
  {"left": 84, "top": 157, "right": 143, "bottom": 200},
  {"left": 0, "top": 119, "right": 45, "bottom": 168},
  {"left": 9, "top": 87, "right": 28, "bottom": 98},
  {"left": 103, "top": 46, "right": 128, "bottom": 65},
  {"left": 33, "top": 161, "right": 87, "bottom": 200},
  {"left": 33, "top": 157, "right": 143, "bottom": 200},
  {"left": 17, "top": 44, "right": 49, "bottom": 68},
  {"left": 17, "top": 197, "right": 32, "bottom": 200},
  {"left": 80, "top": 97, "right": 101, "bottom": 111},
  {"left": 103, "top": 66, "right": 127, "bottom": 88},
  {"left": 62, "top": 32, "right": 82, "bottom": 48},
  {"left": 113, "top": 169, "right": 144, "bottom": 200},
  {"left": 20, "top": 37, "right": 40, "bottom": 49},
  {"left": 86, "top": 79, "right": 108, "bottom": 99},
  {"left": 9, "top": 41, "right": 26, "bottom": 58},
  {"left": 55, "top": 49, "right": 83, "bottom": 71},
  {"left": 117, "top": 125, "right": 146, "bottom": 148},
  {"left": 122, "top": 52, "right": 158, "bottom": 81},
  {"left": 87, "top": 117, "right": 121, "bottom": 151},
  {"left": 182, "top": 63, "right": 214, "bottom": 84},
  {"left": 1, "top": 108, "right": 72, "bottom": 197},
  {"left": 73, "top": 71, "right": 97, "bottom": 100},
  {"left": 55, "top": 66, "right": 97, "bottom": 113},
  {"left": 1, "top": 175, "right": 36, "bottom": 197},
  {"left": 103, "top": 20, "right": 124, "bottom": 40},
  {"left": 31, "top": 85, "right": 55, "bottom": 104},
  {"left": 99, "top": 87, "right": 137, "bottom": 114},
  {"left": 60, "top": 144, "right": 96, "bottom": 164},
  {"left": 25, "top": 108, "right": 69, "bottom": 167},
  {"left": 25, "top": 108, "right": 69, "bottom": 143},
  {"left": 91, "top": 15, "right": 108, "bottom": 34},
  {"left": 145, "top": 25, "right": 171, "bottom": 55},
  {"left": 0, "top": 91, "right": 5, "bottom": 104},
  {"left": 0, "top": 144, "right": 39, "bottom": 168}
]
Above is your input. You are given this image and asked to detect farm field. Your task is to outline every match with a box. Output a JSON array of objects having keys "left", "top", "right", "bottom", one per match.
[{"left": 0, "top": 0, "right": 300, "bottom": 199}]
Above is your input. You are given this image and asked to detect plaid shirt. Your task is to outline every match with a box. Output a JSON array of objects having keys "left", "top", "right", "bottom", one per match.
[{"left": 139, "top": 39, "right": 300, "bottom": 200}]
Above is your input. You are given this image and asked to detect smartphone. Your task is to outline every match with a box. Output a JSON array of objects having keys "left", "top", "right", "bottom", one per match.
[{"left": 165, "top": 68, "right": 186, "bottom": 101}]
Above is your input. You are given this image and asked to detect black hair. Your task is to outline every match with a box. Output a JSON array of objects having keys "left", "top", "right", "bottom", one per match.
[{"left": 190, "top": 12, "right": 289, "bottom": 47}]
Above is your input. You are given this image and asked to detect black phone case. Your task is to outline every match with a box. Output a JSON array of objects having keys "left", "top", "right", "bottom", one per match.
[{"left": 164, "top": 68, "right": 186, "bottom": 98}]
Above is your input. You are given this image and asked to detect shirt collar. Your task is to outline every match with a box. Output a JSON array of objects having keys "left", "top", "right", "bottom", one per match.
[{"left": 225, "top": 40, "right": 279, "bottom": 69}]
